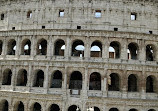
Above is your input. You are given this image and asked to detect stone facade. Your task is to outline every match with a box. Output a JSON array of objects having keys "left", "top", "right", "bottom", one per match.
[{"left": 0, "top": 0, "right": 158, "bottom": 111}]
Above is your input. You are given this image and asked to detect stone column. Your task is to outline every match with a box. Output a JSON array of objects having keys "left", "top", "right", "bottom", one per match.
[
  {"left": 31, "top": 35, "right": 36, "bottom": 59},
  {"left": 44, "top": 65, "right": 49, "bottom": 93},
  {"left": 16, "top": 36, "right": 21, "bottom": 57},
  {"left": 2, "top": 37, "right": 6, "bottom": 57},
  {"left": 139, "top": 39, "right": 145, "bottom": 61},
  {"left": 47, "top": 35, "right": 52, "bottom": 59},
  {"left": 82, "top": 67, "right": 88, "bottom": 99},
  {"left": 102, "top": 69, "right": 107, "bottom": 97},
  {"left": 84, "top": 36, "right": 90, "bottom": 59},
  {"left": 121, "top": 70, "right": 127, "bottom": 98},
  {"left": 27, "top": 63, "right": 32, "bottom": 91},
  {"left": 141, "top": 70, "right": 146, "bottom": 99},
  {"left": 104, "top": 37, "right": 109, "bottom": 59},
  {"left": 11, "top": 65, "right": 16, "bottom": 90},
  {"left": 65, "top": 37, "right": 71, "bottom": 58}
]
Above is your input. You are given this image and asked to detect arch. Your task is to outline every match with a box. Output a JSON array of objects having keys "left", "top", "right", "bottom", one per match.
[
  {"left": 37, "top": 39, "right": 47, "bottom": 55},
  {"left": 16, "top": 69, "right": 27, "bottom": 86},
  {"left": 69, "top": 71, "right": 82, "bottom": 89},
  {"left": 127, "top": 43, "right": 138, "bottom": 60},
  {"left": 146, "top": 75, "right": 156, "bottom": 93},
  {"left": 32, "top": 102, "right": 41, "bottom": 111},
  {"left": 90, "top": 40, "right": 102, "bottom": 57},
  {"left": 0, "top": 100, "right": 9, "bottom": 111},
  {"left": 68, "top": 105, "right": 81, "bottom": 111},
  {"left": 109, "top": 41, "right": 120, "bottom": 59},
  {"left": 71, "top": 40, "right": 84, "bottom": 57},
  {"left": 33, "top": 70, "right": 44, "bottom": 87},
  {"left": 146, "top": 44, "right": 156, "bottom": 61},
  {"left": 7, "top": 39, "right": 16, "bottom": 55},
  {"left": 128, "top": 74, "right": 137, "bottom": 92},
  {"left": 108, "top": 73, "right": 120, "bottom": 91},
  {"left": 50, "top": 70, "right": 62, "bottom": 88},
  {"left": 129, "top": 109, "right": 138, "bottom": 111},
  {"left": 148, "top": 109, "right": 156, "bottom": 111},
  {"left": 49, "top": 104, "right": 60, "bottom": 111},
  {"left": 2, "top": 69, "right": 12, "bottom": 85},
  {"left": 21, "top": 39, "right": 31, "bottom": 55},
  {"left": 89, "top": 72, "right": 101, "bottom": 90},
  {"left": 54, "top": 39, "right": 65, "bottom": 56},
  {"left": 14, "top": 101, "right": 24, "bottom": 111},
  {"left": 0, "top": 40, "right": 3, "bottom": 55},
  {"left": 109, "top": 108, "right": 119, "bottom": 111}
]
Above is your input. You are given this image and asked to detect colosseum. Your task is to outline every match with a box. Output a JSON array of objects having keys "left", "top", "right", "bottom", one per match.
[{"left": 0, "top": 0, "right": 158, "bottom": 111}]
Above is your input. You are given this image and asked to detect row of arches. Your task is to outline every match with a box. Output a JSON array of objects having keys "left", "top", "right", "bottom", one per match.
[
  {"left": 0, "top": 39, "right": 156, "bottom": 61},
  {"left": 1, "top": 69, "right": 157, "bottom": 93},
  {"left": 0, "top": 100, "right": 156, "bottom": 111}
]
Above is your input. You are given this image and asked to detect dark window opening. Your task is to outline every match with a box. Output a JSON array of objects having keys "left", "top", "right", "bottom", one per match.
[
  {"left": 59, "top": 10, "right": 64, "bottom": 17},
  {"left": 108, "top": 73, "right": 120, "bottom": 91},
  {"left": 49, "top": 104, "right": 60, "bottom": 111},
  {"left": 77, "top": 26, "right": 81, "bottom": 29},
  {"left": 128, "top": 43, "right": 138, "bottom": 60},
  {"left": 69, "top": 71, "right": 82, "bottom": 89},
  {"left": 149, "top": 31, "right": 152, "bottom": 34},
  {"left": 114, "top": 28, "right": 118, "bottom": 31},
  {"left": 146, "top": 76, "right": 155, "bottom": 93},
  {"left": 27, "top": 11, "right": 32, "bottom": 18},
  {"left": 109, "top": 41, "right": 120, "bottom": 59},
  {"left": 128, "top": 74, "right": 137, "bottom": 92},
  {"left": 146, "top": 45, "right": 155, "bottom": 61},
  {"left": 7, "top": 39, "right": 16, "bottom": 55},
  {"left": 33, "top": 103, "right": 41, "bottom": 111},
  {"left": 1, "top": 13, "right": 4, "bottom": 20},
  {"left": 109, "top": 108, "right": 119, "bottom": 111},
  {"left": 0, "top": 40, "right": 3, "bottom": 55},
  {"left": 89, "top": 72, "right": 101, "bottom": 90},
  {"left": 37, "top": 39, "right": 47, "bottom": 55},
  {"left": 71, "top": 40, "right": 84, "bottom": 57},
  {"left": 131, "top": 13, "right": 137, "bottom": 20},
  {"left": 2, "top": 100, "right": 8, "bottom": 111},
  {"left": 17, "top": 101, "right": 24, "bottom": 111},
  {"left": 12, "top": 27, "right": 15, "bottom": 30},
  {"left": 2, "top": 69, "right": 12, "bottom": 85},
  {"left": 50, "top": 70, "right": 62, "bottom": 88},
  {"left": 68, "top": 105, "right": 81, "bottom": 111},
  {"left": 90, "top": 41, "right": 102, "bottom": 57},
  {"left": 54, "top": 39, "right": 65, "bottom": 56},
  {"left": 34, "top": 70, "right": 44, "bottom": 87},
  {"left": 16, "top": 69, "right": 27, "bottom": 86},
  {"left": 42, "top": 26, "right": 45, "bottom": 29},
  {"left": 95, "top": 10, "right": 101, "bottom": 18},
  {"left": 21, "top": 39, "right": 31, "bottom": 55}
]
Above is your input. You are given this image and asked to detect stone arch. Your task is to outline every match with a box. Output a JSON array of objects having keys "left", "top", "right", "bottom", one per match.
[
  {"left": 7, "top": 39, "right": 16, "bottom": 55},
  {"left": 21, "top": 39, "right": 31, "bottom": 55},
  {"left": 146, "top": 75, "right": 156, "bottom": 93},
  {"left": 127, "top": 42, "right": 138, "bottom": 60},
  {"left": 68, "top": 105, "right": 81, "bottom": 111},
  {"left": 16, "top": 69, "right": 27, "bottom": 86},
  {"left": 0, "top": 99, "right": 9, "bottom": 111},
  {"left": 50, "top": 70, "right": 62, "bottom": 88},
  {"left": 89, "top": 72, "right": 101, "bottom": 90},
  {"left": 146, "top": 44, "right": 156, "bottom": 61},
  {"left": 31, "top": 102, "right": 41, "bottom": 111},
  {"left": 33, "top": 70, "right": 44, "bottom": 87},
  {"left": 54, "top": 39, "right": 65, "bottom": 56},
  {"left": 49, "top": 104, "right": 60, "bottom": 111},
  {"left": 108, "top": 73, "right": 120, "bottom": 91},
  {"left": 71, "top": 40, "right": 84, "bottom": 57},
  {"left": 90, "top": 40, "right": 102, "bottom": 57},
  {"left": 69, "top": 71, "right": 82, "bottom": 89},
  {"left": 128, "top": 74, "right": 138, "bottom": 92},
  {"left": 37, "top": 38, "right": 47, "bottom": 55},
  {"left": 2, "top": 68, "right": 12, "bottom": 85},
  {"left": 109, "top": 41, "right": 120, "bottom": 59},
  {"left": 0, "top": 40, "right": 3, "bottom": 55},
  {"left": 109, "top": 108, "right": 119, "bottom": 111},
  {"left": 14, "top": 101, "right": 24, "bottom": 111}
]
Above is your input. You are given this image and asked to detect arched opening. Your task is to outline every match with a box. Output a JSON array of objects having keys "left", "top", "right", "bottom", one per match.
[
  {"left": 108, "top": 73, "right": 120, "bottom": 91},
  {"left": 16, "top": 69, "right": 27, "bottom": 86},
  {"left": 2, "top": 69, "right": 12, "bottom": 85},
  {"left": 71, "top": 40, "right": 84, "bottom": 57},
  {"left": 21, "top": 39, "right": 31, "bottom": 55},
  {"left": 50, "top": 70, "right": 62, "bottom": 88},
  {"left": 7, "top": 39, "right": 16, "bottom": 55},
  {"left": 127, "top": 43, "right": 138, "bottom": 60},
  {"left": 129, "top": 109, "right": 138, "bottom": 111},
  {"left": 146, "top": 44, "right": 155, "bottom": 61},
  {"left": 0, "top": 100, "right": 8, "bottom": 111},
  {"left": 37, "top": 39, "right": 47, "bottom": 55},
  {"left": 49, "top": 104, "right": 60, "bottom": 111},
  {"left": 109, "top": 41, "right": 120, "bottom": 59},
  {"left": 69, "top": 71, "right": 82, "bottom": 89},
  {"left": 54, "top": 39, "right": 65, "bottom": 56},
  {"left": 33, "top": 102, "right": 41, "bottom": 111},
  {"left": 128, "top": 74, "right": 137, "bottom": 92},
  {"left": 68, "top": 105, "right": 81, "bottom": 111},
  {"left": 0, "top": 40, "right": 3, "bottom": 55},
  {"left": 148, "top": 109, "right": 156, "bottom": 111},
  {"left": 90, "top": 41, "right": 102, "bottom": 57},
  {"left": 109, "top": 108, "right": 119, "bottom": 111},
  {"left": 17, "top": 101, "right": 24, "bottom": 111},
  {"left": 146, "top": 76, "right": 156, "bottom": 93},
  {"left": 89, "top": 72, "right": 101, "bottom": 90},
  {"left": 33, "top": 70, "right": 44, "bottom": 87}
]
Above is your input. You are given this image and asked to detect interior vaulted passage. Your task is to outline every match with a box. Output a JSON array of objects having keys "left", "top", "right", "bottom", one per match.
[
  {"left": 50, "top": 70, "right": 62, "bottom": 88},
  {"left": 108, "top": 73, "right": 120, "bottom": 91},
  {"left": 71, "top": 40, "right": 84, "bottom": 57},
  {"left": 90, "top": 40, "right": 102, "bottom": 57},
  {"left": 16, "top": 69, "right": 27, "bottom": 86},
  {"left": 89, "top": 72, "right": 101, "bottom": 90},
  {"left": 146, "top": 44, "right": 156, "bottom": 61},
  {"left": 109, "top": 41, "right": 120, "bottom": 59},
  {"left": 127, "top": 43, "right": 138, "bottom": 60},
  {"left": 2, "top": 69, "right": 12, "bottom": 85},
  {"left": 7, "top": 39, "right": 16, "bottom": 55},
  {"left": 21, "top": 39, "right": 31, "bottom": 55},
  {"left": 54, "top": 39, "right": 65, "bottom": 56},
  {"left": 37, "top": 39, "right": 47, "bottom": 55},
  {"left": 33, "top": 70, "right": 44, "bottom": 87},
  {"left": 128, "top": 74, "right": 138, "bottom": 92}
]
